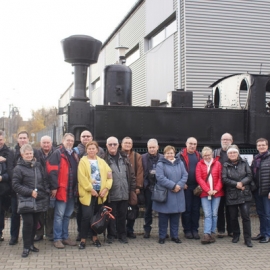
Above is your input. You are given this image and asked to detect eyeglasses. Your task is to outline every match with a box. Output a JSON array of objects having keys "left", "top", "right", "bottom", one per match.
[
  {"left": 221, "top": 138, "right": 231, "bottom": 141},
  {"left": 108, "top": 143, "right": 118, "bottom": 147},
  {"left": 81, "top": 135, "right": 92, "bottom": 138}
]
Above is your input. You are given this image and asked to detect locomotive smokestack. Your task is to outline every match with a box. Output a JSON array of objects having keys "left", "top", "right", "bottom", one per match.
[
  {"left": 61, "top": 35, "right": 102, "bottom": 141},
  {"left": 61, "top": 35, "right": 102, "bottom": 102}
]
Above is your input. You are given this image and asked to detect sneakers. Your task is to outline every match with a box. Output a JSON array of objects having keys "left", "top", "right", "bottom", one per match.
[
  {"left": 0, "top": 235, "right": 4, "bottom": 241},
  {"left": 54, "top": 240, "right": 65, "bottom": 249},
  {"left": 201, "top": 234, "right": 211, "bottom": 244},
  {"left": 62, "top": 238, "right": 77, "bottom": 246}
]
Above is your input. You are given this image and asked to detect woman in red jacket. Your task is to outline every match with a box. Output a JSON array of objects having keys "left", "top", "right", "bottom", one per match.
[{"left": 196, "top": 147, "right": 224, "bottom": 244}]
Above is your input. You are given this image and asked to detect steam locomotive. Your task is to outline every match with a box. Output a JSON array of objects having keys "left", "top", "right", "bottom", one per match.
[{"left": 59, "top": 35, "right": 270, "bottom": 148}]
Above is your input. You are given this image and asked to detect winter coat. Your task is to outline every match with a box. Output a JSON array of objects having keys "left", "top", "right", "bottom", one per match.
[
  {"left": 0, "top": 143, "right": 14, "bottom": 181},
  {"left": 126, "top": 150, "right": 143, "bottom": 189},
  {"left": 195, "top": 158, "right": 224, "bottom": 198},
  {"left": 46, "top": 145, "right": 79, "bottom": 202},
  {"left": 12, "top": 159, "right": 50, "bottom": 213},
  {"left": 251, "top": 151, "right": 270, "bottom": 196},
  {"left": 222, "top": 158, "right": 253, "bottom": 205},
  {"left": 142, "top": 152, "right": 163, "bottom": 188},
  {"left": 78, "top": 156, "right": 113, "bottom": 206},
  {"left": 104, "top": 151, "right": 136, "bottom": 202},
  {"left": 152, "top": 157, "right": 188, "bottom": 214}
]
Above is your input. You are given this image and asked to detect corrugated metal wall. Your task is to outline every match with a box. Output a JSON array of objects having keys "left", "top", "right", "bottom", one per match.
[
  {"left": 120, "top": 2, "right": 146, "bottom": 105},
  {"left": 184, "top": 0, "right": 270, "bottom": 107}
]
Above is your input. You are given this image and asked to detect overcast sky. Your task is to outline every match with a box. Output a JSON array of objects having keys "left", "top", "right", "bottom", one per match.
[{"left": 0, "top": 0, "right": 137, "bottom": 120}]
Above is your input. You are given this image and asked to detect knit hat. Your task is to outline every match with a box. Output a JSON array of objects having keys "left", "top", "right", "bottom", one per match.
[{"left": 227, "top": 144, "right": 239, "bottom": 154}]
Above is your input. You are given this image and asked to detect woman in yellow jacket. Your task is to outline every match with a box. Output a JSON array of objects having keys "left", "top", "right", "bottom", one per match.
[{"left": 77, "top": 141, "right": 112, "bottom": 249}]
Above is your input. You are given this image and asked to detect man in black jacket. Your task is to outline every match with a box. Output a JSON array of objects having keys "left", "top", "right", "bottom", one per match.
[
  {"left": 213, "top": 132, "right": 233, "bottom": 238},
  {"left": 141, "top": 138, "right": 163, "bottom": 238},
  {"left": 251, "top": 138, "right": 270, "bottom": 243},
  {"left": 34, "top": 135, "right": 56, "bottom": 241},
  {"left": 0, "top": 130, "right": 14, "bottom": 241},
  {"left": 9, "top": 131, "right": 39, "bottom": 245}
]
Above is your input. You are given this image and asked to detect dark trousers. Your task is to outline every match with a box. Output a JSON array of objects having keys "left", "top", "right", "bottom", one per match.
[
  {"left": 0, "top": 198, "right": 4, "bottom": 235},
  {"left": 81, "top": 196, "right": 101, "bottom": 239},
  {"left": 159, "top": 212, "right": 180, "bottom": 239},
  {"left": 143, "top": 188, "right": 153, "bottom": 233},
  {"left": 106, "top": 200, "right": 128, "bottom": 238},
  {"left": 181, "top": 186, "right": 201, "bottom": 234},
  {"left": 228, "top": 202, "right": 251, "bottom": 241},
  {"left": 21, "top": 212, "right": 40, "bottom": 249},
  {"left": 76, "top": 199, "right": 82, "bottom": 235},
  {"left": 10, "top": 196, "right": 21, "bottom": 240},
  {"left": 217, "top": 196, "right": 232, "bottom": 234},
  {"left": 253, "top": 189, "right": 270, "bottom": 237},
  {"left": 36, "top": 208, "right": 55, "bottom": 237}
]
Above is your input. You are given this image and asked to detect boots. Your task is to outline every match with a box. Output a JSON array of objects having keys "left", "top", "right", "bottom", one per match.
[{"left": 201, "top": 234, "right": 211, "bottom": 244}]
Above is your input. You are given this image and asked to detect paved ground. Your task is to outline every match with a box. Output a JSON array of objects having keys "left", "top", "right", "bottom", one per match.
[{"left": 0, "top": 215, "right": 268, "bottom": 270}]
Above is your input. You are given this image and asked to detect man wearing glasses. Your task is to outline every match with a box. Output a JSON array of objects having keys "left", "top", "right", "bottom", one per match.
[
  {"left": 213, "top": 133, "right": 233, "bottom": 238},
  {"left": 104, "top": 136, "right": 136, "bottom": 244},
  {"left": 74, "top": 130, "right": 104, "bottom": 159}
]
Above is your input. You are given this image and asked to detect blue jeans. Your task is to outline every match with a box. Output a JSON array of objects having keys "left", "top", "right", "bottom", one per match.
[
  {"left": 158, "top": 212, "right": 180, "bottom": 239},
  {"left": 181, "top": 185, "right": 201, "bottom": 234},
  {"left": 53, "top": 197, "right": 74, "bottom": 241},
  {"left": 10, "top": 196, "right": 21, "bottom": 239},
  {"left": 253, "top": 190, "right": 270, "bottom": 237},
  {"left": 201, "top": 196, "right": 221, "bottom": 234},
  {"left": 143, "top": 188, "right": 153, "bottom": 233}
]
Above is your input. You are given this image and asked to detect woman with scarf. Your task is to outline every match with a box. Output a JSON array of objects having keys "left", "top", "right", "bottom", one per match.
[
  {"left": 222, "top": 145, "right": 253, "bottom": 247},
  {"left": 12, "top": 144, "right": 49, "bottom": 257},
  {"left": 196, "top": 146, "right": 223, "bottom": 244}
]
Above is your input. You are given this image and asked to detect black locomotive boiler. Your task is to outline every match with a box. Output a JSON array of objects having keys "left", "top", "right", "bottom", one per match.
[{"left": 59, "top": 35, "right": 270, "bottom": 148}]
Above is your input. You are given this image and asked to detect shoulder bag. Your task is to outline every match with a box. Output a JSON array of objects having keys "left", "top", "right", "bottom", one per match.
[
  {"left": 151, "top": 184, "right": 168, "bottom": 203},
  {"left": 193, "top": 164, "right": 213, "bottom": 196}
]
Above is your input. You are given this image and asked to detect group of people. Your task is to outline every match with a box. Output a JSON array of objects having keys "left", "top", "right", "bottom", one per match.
[{"left": 0, "top": 130, "right": 270, "bottom": 258}]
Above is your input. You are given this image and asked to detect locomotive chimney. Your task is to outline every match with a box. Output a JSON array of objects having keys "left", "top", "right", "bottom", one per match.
[
  {"left": 61, "top": 35, "right": 102, "bottom": 141},
  {"left": 61, "top": 35, "right": 102, "bottom": 101}
]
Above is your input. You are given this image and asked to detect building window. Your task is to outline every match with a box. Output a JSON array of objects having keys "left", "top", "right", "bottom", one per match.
[
  {"left": 126, "top": 46, "right": 140, "bottom": 66},
  {"left": 149, "top": 19, "right": 177, "bottom": 49}
]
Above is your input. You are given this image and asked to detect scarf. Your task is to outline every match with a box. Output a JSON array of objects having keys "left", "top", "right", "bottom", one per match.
[
  {"left": 253, "top": 152, "right": 268, "bottom": 176},
  {"left": 204, "top": 158, "right": 213, "bottom": 191}
]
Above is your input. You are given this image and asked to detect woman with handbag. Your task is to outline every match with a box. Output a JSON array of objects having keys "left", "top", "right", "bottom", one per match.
[
  {"left": 153, "top": 145, "right": 188, "bottom": 244},
  {"left": 12, "top": 144, "right": 49, "bottom": 258},
  {"left": 195, "top": 147, "right": 223, "bottom": 244},
  {"left": 77, "top": 141, "right": 112, "bottom": 249},
  {"left": 222, "top": 145, "right": 253, "bottom": 247}
]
